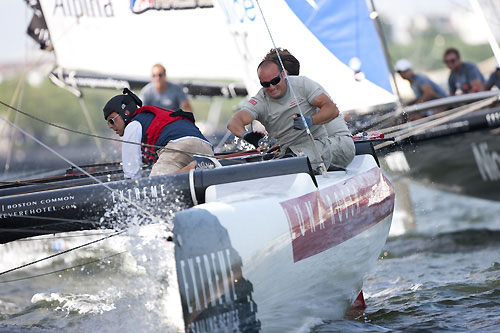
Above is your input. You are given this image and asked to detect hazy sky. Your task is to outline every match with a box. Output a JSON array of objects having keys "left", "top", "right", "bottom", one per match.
[
  {"left": 0, "top": 0, "right": 476, "bottom": 65},
  {"left": 0, "top": 1, "right": 40, "bottom": 64}
]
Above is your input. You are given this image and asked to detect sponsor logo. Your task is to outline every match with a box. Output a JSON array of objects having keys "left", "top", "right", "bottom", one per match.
[
  {"left": 218, "top": 0, "right": 257, "bottom": 24},
  {"left": 248, "top": 98, "right": 257, "bottom": 106},
  {"left": 53, "top": 0, "right": 115, "bottom": 17},
  {"left": 130, "top": 0, "right": 214, "bottom": 14},
  {"left": 0, "top": 195, "right": 77, "bottom": 219},
  {"left": 179, "top": 249, "right": 238, "bottom": 314},
  {"left": 50, "top": 0, "right": 214, "bottom": 18},
  {"left": 178, "top": 247, "right": 260, "bottom": 332},
  {"left": 472, "top": 142, "right": 500, "bottom": 181},
  {"left": 280, "top": 168, "right": 394, "bottom": 262},
  {"left": 289, "top": 97, "right": 303, "bottom": 107},
  {"left": 486, "top": 111, "right": 500, "bottom": 127},
  {"left": 111, "top": 184, "right": 171, "bottom": 202}
]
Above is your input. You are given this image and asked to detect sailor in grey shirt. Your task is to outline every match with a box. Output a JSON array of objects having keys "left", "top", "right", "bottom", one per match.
[
  {"left": 395, "top": 59, "right": 446, "bottom": 104},
  {"left": 140, "top": 64, "right": 193, "bottom": 112},
  {"left": 443, "top": 48, "right": 484, "bottom": 95},
  {"left": 227, "top": 60, "right": 355, "bottom": 171}
]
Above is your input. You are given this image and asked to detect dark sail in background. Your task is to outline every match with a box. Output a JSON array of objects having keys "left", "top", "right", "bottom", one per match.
[{"left": 25, "top": 0, "right": 51, "bottom": 51}]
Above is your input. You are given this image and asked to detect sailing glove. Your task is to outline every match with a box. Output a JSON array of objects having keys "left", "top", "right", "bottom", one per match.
[
  {"left": 293, "top": 115, "right": 313, "bottom": 130},
  {"left": 242, "top": 130, "right": 265, "bottom": 148}
]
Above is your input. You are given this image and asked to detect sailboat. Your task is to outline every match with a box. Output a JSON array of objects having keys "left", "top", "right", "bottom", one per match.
[
  {"left": 0, "top": 0, "right": 395, "bottom": 331},
  {"left": 362, "top": 0, "right": 500, "bottom": 203},
  {"left": 214, "top": 0, "right": 500, "bottom": 202}
]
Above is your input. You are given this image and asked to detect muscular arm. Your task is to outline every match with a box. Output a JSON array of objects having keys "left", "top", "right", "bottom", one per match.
[
  {"left": 181, "top": 99, "right": 193, "bottom": 113},
  {"left": 309, "top": 93, "right": 339, "bottom": 125},
  {"left": 227, "top": 110, "right": 255, "bottom": 137},
  {"left": 419, "top": 83, "right": 438, "bottom": 103},
  {"left": 470, "top": 78, "right": 484, "bottom": 93}
]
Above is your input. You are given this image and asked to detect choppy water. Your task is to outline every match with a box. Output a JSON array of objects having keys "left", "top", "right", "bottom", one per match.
[{"left": 1, "top": 182, "right": 500, "bottom": 332}]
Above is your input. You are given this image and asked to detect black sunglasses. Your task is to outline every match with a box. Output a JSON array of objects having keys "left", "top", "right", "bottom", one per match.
[
  {"left": 107, "top": 114, "right": 120, "bottom": 125},
  {"left": 260, "top": 71, "right": 282, "bottom": 88}
]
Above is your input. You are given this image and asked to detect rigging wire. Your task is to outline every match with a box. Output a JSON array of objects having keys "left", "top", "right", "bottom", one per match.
[
  {"left": 374, "top": 93, "right": 500, "bottom": 150},
  {"left": 0, "top": 251, "right": 127, "bottom": 284},
  {"left": 7, "top": 231, "right": 144, "bottom": 241},
  {"left": 1, "top": 215, "right": 101, "bottom": 232},
  {"left": 0, "top": 230, "right": 125, "bottom": 277},
  {"left": 0, "top": 114, "right": 171, "bottom": 231},
  {"left": 2, "top": 68, "right": 26, "bottom": 177},
  {"left": 254, "top": 0, "right": 328, "bottom": 177},
  {"left": 0, "top": 172, "right": 123, "bottom": 192},
  {"left": 2, "top": 231, "right": 116, "bottom": 240},
  {"left": 0, "top": 100, "right": 213, "bottom": 159},
  {"left": 0, "top": 100, "right": 258, "bottom": 164}
]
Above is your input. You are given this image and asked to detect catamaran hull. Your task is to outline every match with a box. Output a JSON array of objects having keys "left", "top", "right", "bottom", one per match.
[
  {"left": 0, "top": 157, "right": 315, "bottom": 244},
  {"left": 0, "top": 151, "right": 394, "bottom": 332},
  {"left": 173, "top": 156, "right": 394, "bottom": 332},
  {"left": 378, "top": 107, "right": 500, "bottom": 202}
]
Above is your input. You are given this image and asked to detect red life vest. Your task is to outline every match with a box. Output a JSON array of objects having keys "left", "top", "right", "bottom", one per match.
[{"left": 129, "top": 106, "right": 194, "bottom": 163}]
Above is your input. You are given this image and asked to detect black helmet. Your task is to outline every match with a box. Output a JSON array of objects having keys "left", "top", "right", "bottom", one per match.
[{"left": 103, "top": 88, "right": 142, "bottom": 124}]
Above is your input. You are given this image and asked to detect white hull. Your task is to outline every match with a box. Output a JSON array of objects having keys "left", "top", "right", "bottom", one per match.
[{"left": 173, "top": 155, "right": 394, "bottom": 331}]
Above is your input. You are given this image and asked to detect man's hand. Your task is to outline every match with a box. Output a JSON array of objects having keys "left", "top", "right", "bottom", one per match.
[
  {"left": 242, "top": 130, "right": 265, "bottom": 148},
  {"left": 293, "top": 114, "right": 313, "bottom": 130}
]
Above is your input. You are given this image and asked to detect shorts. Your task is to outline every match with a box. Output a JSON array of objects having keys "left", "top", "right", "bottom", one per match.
[{"left": 150, "top": 138, "right": 214, "bottom": 176}]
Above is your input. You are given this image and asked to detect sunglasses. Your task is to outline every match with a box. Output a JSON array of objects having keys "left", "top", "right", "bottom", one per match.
[
  {"left": 152, "top": 73, "right": 164, "bottom": 78},
  {"left": 444, "top": 58, "right": 457, "bottom": 65},
  {"left": 107, "top": 114, "right": 120, "bottom": 125},
  {"left": 260, "top": 71, "right": 282, "bottom": 88}
]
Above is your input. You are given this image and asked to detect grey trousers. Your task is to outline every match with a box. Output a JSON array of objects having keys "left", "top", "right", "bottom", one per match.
[{"left": 288, "top": 135, "right": 355, "bottom": 171}]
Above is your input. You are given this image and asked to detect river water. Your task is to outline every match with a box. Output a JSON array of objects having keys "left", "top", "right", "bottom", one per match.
[{"left": 1, "top": 181, "right": 500, "bottom": 332}]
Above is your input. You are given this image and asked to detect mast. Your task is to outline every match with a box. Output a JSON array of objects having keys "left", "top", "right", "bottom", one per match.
[
  {"left": 469, "top": 0, "right": 500, "bottom": 65},
  {"left": 368, "top": 0, "right": 404, "bottom": 109}
]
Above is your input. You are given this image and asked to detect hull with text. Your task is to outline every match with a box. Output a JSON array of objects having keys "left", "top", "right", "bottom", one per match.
[
  {"left": 378, "top": 106, "right": 500, "bottom": 202},
  {"left": 173, "top": 155, "right": 394, "bottom": 332}
]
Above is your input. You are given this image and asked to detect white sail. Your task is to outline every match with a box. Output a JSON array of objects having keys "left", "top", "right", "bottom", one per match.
[
  {"left": 215, "top": 0, "right": 397, "bottom": 112},
  {"left": 37, "top": 0, "right": 246, "bottom": 81},
  {"left": 35, "top": 0, "right": 397, "bottom": 112}
]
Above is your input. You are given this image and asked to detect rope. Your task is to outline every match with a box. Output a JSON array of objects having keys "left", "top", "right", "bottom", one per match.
[
  {"left": 0, "top": 100, "right": 214, "bottom": 159},
  {"left": 0, "top": 251, "right": 126, "bottom": 284},
  {"left": 78, "top": 96, "right": 106, "bottom": 160},
  {"left": 3, "top": 230, "right": 117, "bottom": 240},
  {"left": 0, "top": 100, "right": 261, "bottom": 164},
  {"left": 2, "top": 68, "right": 26, "bottom": 176},
  {"left": 375, "top": 94, "right": 500, "bottom": 150},
  {"left": 0, "top": 114, "right": 171, "bottom": 229},
  {"left": 254, "top": 0, "right": 328, "bottom": 177},
  {"left": 378, "top": 101, "right": 478, "bottom": 135},
  {"left": 0, "top": 230, "right": 125, "bottom": 277}
]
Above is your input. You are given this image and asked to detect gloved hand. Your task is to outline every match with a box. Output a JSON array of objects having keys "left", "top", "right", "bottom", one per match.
[
  {"left": 242, "top": 130, "right": 265, "bottom": 148},
  {"left": 293, "top": 115, "right": 313, "bottom": 130}
]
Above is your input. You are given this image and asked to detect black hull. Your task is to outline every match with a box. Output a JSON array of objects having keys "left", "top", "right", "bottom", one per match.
[
  {"left": 377, "top": 107, "right": 500, "bottom": 201},
  {"left": 0, "top": 157, "right": 314, "bottom": 244}
]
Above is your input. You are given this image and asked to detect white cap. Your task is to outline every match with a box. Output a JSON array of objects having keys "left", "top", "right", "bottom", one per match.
[{"left": 395, "top": 59, "right": 412, "bottom": 72}]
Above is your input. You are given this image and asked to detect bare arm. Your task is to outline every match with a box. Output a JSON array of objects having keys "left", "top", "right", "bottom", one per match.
[
  {"left": 227, "top": 110, "right": 255, "bottom": 137},
  {"left": 419, "top": 83, "right": 437, "bottom": 103},
  {"left": 470, "top": 78, "right": 484, "bottom": 93},
  {"left": 181, "top": 99, "right": 193, "bottom": 113},
  {"left": 309, "top": 93, "right": 339, "bottom": 125}
]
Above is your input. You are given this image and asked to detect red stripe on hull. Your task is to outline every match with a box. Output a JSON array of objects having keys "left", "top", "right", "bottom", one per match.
[{"left": 280, "top": 167, "right": 395, "bottom": 262}]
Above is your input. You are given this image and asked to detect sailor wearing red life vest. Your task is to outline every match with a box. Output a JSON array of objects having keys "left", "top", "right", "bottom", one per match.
[{"left": 103, "top": 89, "right": 213, "bottom": 179}]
